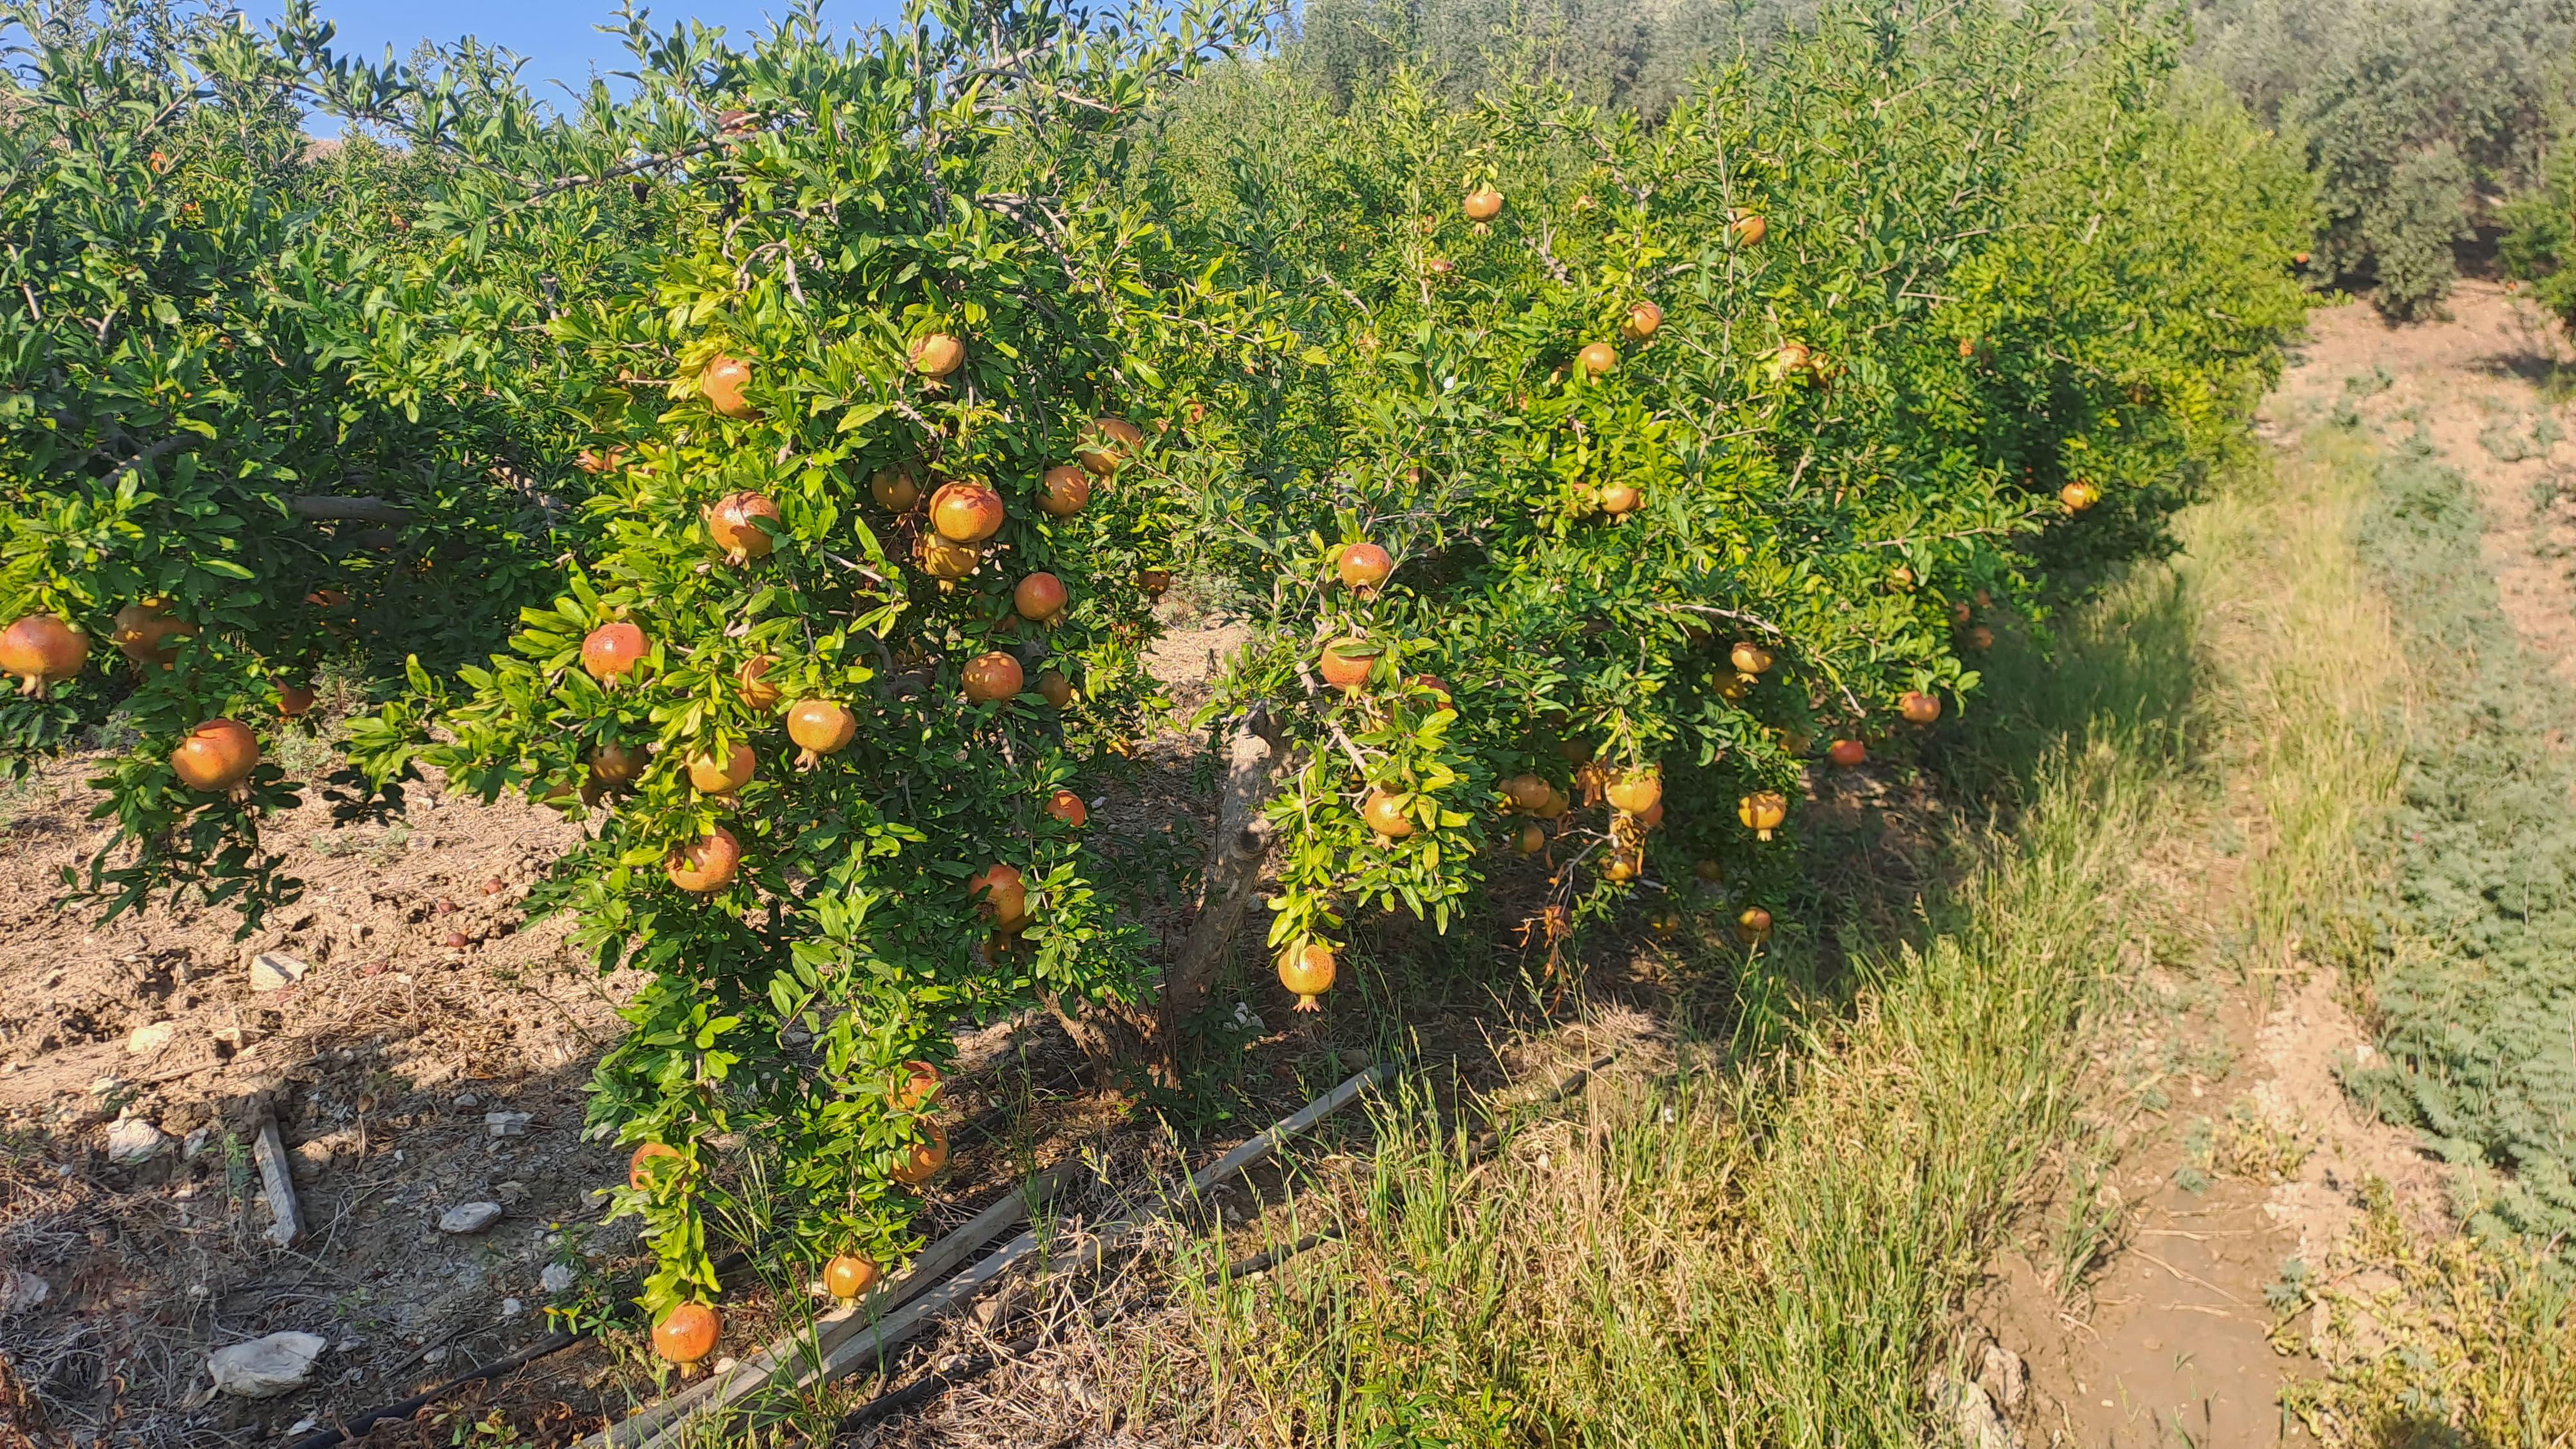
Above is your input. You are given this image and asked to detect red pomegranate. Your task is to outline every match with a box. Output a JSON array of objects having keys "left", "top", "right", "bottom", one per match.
[
  {"left": 961, "top": 652, "right": 1023, "bottom": 704},
  {"left": 582, "top": 621, "right": 647, "bottom": 682},
  {"left": 705, "top": 491, "right": 782, "bottom": 562},
  {"left": 171, "top": 719, "right": 258, "bottom": 792},
  {"left": 665, "top": 826, "right": 742, "bottom": 894},
  {"left": 0, "top": 614, "right": 86, "bottom": 696}
]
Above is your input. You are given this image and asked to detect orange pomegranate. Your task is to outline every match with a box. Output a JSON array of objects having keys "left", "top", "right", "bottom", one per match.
[
  {"left": 1737, "top": 907, "right": 1774, "bottom": 944},
  {"left": 665, "top": 826, "right": 742, "bottom": 895},
  {"left": 1038, "top": 465, "right": 1093, "bottom": 517},
  {"left": 891, "top": 1059, "right": 943, "bottom": 1111},
  {"left": 1045, "top": 788, "right": 1087, "bottom": 828},
  {"left": 0, "top": 614, "right": 86, "bottom": 696},
  {"left": 1638, "top": 799, "right": 1665, "bottom": 829},
  {"left": 824, "top": 1255, "right": 882, "bottom": 1301},
  {"left": 1014, "top": 573, "right": 1069, "bottom": 623},
  {"left": 652, "top": 1303, "right": 720, "bottom": 1366},
  {"left": 1598, "top": 483, "right": 1642, "bottom": 516},
  {"left": 1077, "top": 417, "right": 1144, "bottom": 476},
  {"left": 1576, "top": 341, "right": 1619, "bottom": 377},
  {"left": 1965, "top": 624, "right": 1994, "bottom": 651},
  {"left": 970, "top": 864, "right": 1029, "bottom": 931},
  {"left": 1278, "top": 943, "right": 1336, "bottom": 1010},
  {"left": 1515, "top": 822, "right": 1547, "bottom": 856},
  {"left": 1034, "top": 668, "right": 1074, "bottom": 710},
  {"left": 1318, "top": 638, "right": 1378, "bottom": 692},
  {"left": 627, "top": 1141, "right": 683, "bottom": 1190},
  {"left": 893, "top": 1122, "right": 949, "bottom": 1185},
  {"left": 1502, "top": 773, "right": 1553, "bottom": 811},
  {"left": 929, "top": 482, "right": 1005, "bottom": 544},
  {"left": 1899, "top": 691, "right": 1943, "bottom": 725},
  {"left": 700, "top": 355, "right": 755, "bottom": 419},
  {"left": 787, "top": 699, "right": 857, "bottom": 768},
  {"left": 1533, "top": 784, "right": 1571, "bottom": 820},
  {"left": 706, "top": 491, "right": 782, "bottom": 562},
  {"left": 591, "top": 740, "right": 649, "bottom": 787},
  {"left": 1828, "top": 739, "right": 1868, "bottom": 768},
  {"left": 1336, "top": 542, "right": 1393, "bottom": 592},
  {"left": 1136, "top": 569, "right": 1173, "bottom": 598},
  {"left": 111, "top": 600, "right": 196, "bottom": 669},
  {"left": 1622, "top": 301, "right": 1663, "bottom": 341},
  {"left": 961, "top": 652, "right": 1024, "bottom": 704},
  {"left": 582, "top": 621, "right": 647, "bottom": 682},
  {"left": 277, "top": 683, "right": 317, "bottom": 718},
  {"left": 909, "top": 332, "right": 965, "bottom": 378},
  {"left": 1728, "top": 211, "right": 1766, "bottom": 246},
  {"left": 869, "top": 466, "right": 923, "bottom": 512},
  {"left": 1463, "top": 185, "right": 1503, "bottom": 220},
  {"left": 918, "top": 533, "right": 980, "bottom": 580},
  {"left": 688, "top": 742, "right": 756, "bottom": 795},
  {"left": 1603, "top": 848, "right": 1643, "bottom": 882},
  {"left": 738, "top": 655, "right": 782, "bottom": 712},
  {"left": 171, "top": 719, "right": 258, "bottom": 792},
  {"left": 1604, "top": 768, "right": 1662, "bottom": 815},
  {"left": 1361, "top": 791, "right": 1414, "bottom": 839},
  {"left": 2060, "top": 479, "right": 2100, "bottom": 513},
  {"left": 1738, "top": 791, "right": 1788, "bottom": 841},
  {"left": 1730, "top": 641, "right": 1774, "bottom": 675}
]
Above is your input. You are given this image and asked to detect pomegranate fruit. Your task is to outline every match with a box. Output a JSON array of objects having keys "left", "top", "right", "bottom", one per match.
[
  {"left": 582, "top": 621, "right": 647, "bottom": 682},
  {"left": 1604, "top": 768, "right": 1662, "bottom": 815},
  {"left": 653, "top": 1303, "right": 721, "bottom": 1365},
  {"left": 591, "top": 741, "right": 649, "bottom": 787},
  {"left": 1515, "top": 822, "right": 1547, "bottom": 855},
  {"left": 1737, "top": 791, "right": 1788, "bottom": 840},
  {"left": 1361, "top": 790, "right": 1414, "bottom": 839},
  {"left": 1336, "top": 542, "right": 1393, "bottom": 592},
  {"left": 738, "top": 654, "right": 782, "bottom": 712},
  {"left": 1038, "top": 465, "right": 1092, "bottom": 517},
  {"left": 1693, "top": 858, "right": 1723, "bottom": 882},
  {"left": 1603, "top": 848, "right": 1643, "bottom": 882},
  {"left": 701, "top": 355, "right": 755, "bottom": 419},
  {"left": 1622, "top": 301, "right": 1663, "bottom": 340},
  {"left": 1077, "top": 416, "right": 1143, "bottom": 476},
  {"left": 2060, "top": 479, "right": 2100, "bottom": 513},
  {"left": 1598, "top": 484, "right": 1641, "bottom": 515},
  {"left": 1576, "top": 341, "right": 1619, "bottom": 377},
  {"left": 918, "top": 533, "right": 980, "bottom": 580},
  {"left": 688, "top": 742, "right": 755, "bottom": 795},
  {"left": 1533, "top": 784, "right": 1571, "bottom": 820},
  {"left": 171, "top": 719, "right": 258, "bottom": 792},
  {"left": 1728, "top": 211, "right": 1766, "bottom": 246},
  {"left": 706, "top": 491, "right": 782, "bottom": 562},
  {"left": 1737, "top": 907, "right": 1773, "bottom": 944},
  {"left": 1136, "top": 569, "right": 1173, "bottom": 598},
  {"left": 1965, "top": 624, "right": 1994, "bottom": 651},
  {"left": 1045, "top": 788, "right": 1087, "bottom": 827},
  {"left": 969, "top": 864, "right": 1029, "bottom": 931},
  {"left": 961, "top": 652, "right": 1023, "bottom": 704},
  {"left": 665, "top": 826, "right": 742, "bottom": 895},
  {"left": 1730, "top": 641, "right": 1774, "bottom": 675},
  {"left": 929, "top": 482, "right": 1005, "bottom": 544},
  {"left": 824, "top": 1255, "right": 882, "bottom": 1301},
  {"left": 1463, "top": 185, "right": 1503, "bottom": 220},
  {"left": 277, "top": 683, "right": 317, "bottom": 718},
  {"left": 1503, "top": 773, "right": 1552, "bottom": 811},
  {"left": 787, "top": 699, "right": 857, "bottom": 768},
  {"left": 1899, "top": 691, "right": 1943, "bottom": 724},
  {"left": 628, "top": 1141, "right": 683, "bottom": 1190},
  {"left": 111, "top": 600, "right": 196, "bottom": 669},
  {"left": 1318, "top": 638, "right": 1378, "bottom": 692},
  {"left": 0, "top": 614, "right": 86, "bottom": 696},
  {"left": 870, "top": 466, "right": 923, "bottom": 511},
  {"left": 1014, "top": 573, "right": 1069, "bottom": 623},
  {"left": 1035, "top": 668, "right": 1074, "bottom": 710},
  {"left": 1828, "top": 739, "right": 1868, "bottom": 768},
  {"left": 892, "top": 1059, "right": 943, "bottom": 1111},
  {"left": 893, "top": 1122, "right": 949, "bottom": 1185},
  {"left": 909, "top": 332, "right": 965, "bottom": 378},
  {"left": 1278, "top": 943, "right": 1336, "bottom": 1010}
]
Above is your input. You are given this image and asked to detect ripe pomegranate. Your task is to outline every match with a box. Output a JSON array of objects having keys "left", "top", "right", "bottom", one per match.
[
  {"left": 1503, "top": 773, "right": 1553, "bottom": 811},
  {"left": 970, "top": 864, "right": 1029, "bottom": 931},
  {"left": 1014, "top": 573, "right": 1069, "bottom": 623},
  {"left": 918, "top": 533, "right": 980, "bottom": 580},
  {"left": 1598, "top": 484, "right": 1641, "bottom": 516},
  {"left": 582, "top": 621, "right": 647, "bottom": 682},
  {"left": 1045, "top": 788, "right": 1087, "bottom": 828},
  {"left": 1463, "top": 186, "right": 1503, "bottom": 220},
  {"left": 961, "top": 652, "right": 1023, "bottom": 704},
  {"left": 1639, "top": 799, "right": 1665, "bottom": 830},
  {"left": 1278, "top": 943, "right": 1336, "bottom": 1010},
  {"left": 1035, "top": 668, "right": 1074, "bottom": 710},
  {"left": 277, "top": 683, "right": 317, "bottom": 718},
  {"left": 738, "top": 655, "right": 782, "bottom": 712},
  {"left": 665, "top": 826, "right": 742, "bottom": 895},
  {"left": 1900, "top": 691, "right": 1942, "bottom": 724},
  {"left": 909, "top": 332, "right": 965, "bottom": 378},
  {"left": 1533, "top": 784, "right": 1571, "bottom": 820},
  {"left": 1773, "top": 341, "right": 1812, "bottom": 375},
  {"left": 706, "top": 491, "right": 782, "bottom": 562},
  {"left": 929, "top": 482, "right": 1005, "bottom": 545},
  {"left": 701, "top": 355, "right": 755, "bottom": 419},
  {"left": 893, "top": 1122, "right": 949, "bottom": 1185},
  {"left": 870, "top": 466, "right": 923, "bottom": 512},
  {"left": 1604, "top": 768, "right": 1662, "bottom": 815},
  {"left": 576, "top": 446, "right": 628, "bottom": 475},
  {"left": 0, "top": 614, "right": 86, "bottom": 696},
  {"left": 627, "top": 1141, "right": 683, "bottom": 1191},
  {"left": 2060, "top": 480, "right": 2100, "bottom": 513},
  {"left": 653, "top": 1303, "right": 721, "bottom": 1366},
  {"left": 171, "top": 719, "right": 258, "bottom": 792},
  {"left": 824, "top": 1255, "right": 882, "bottom": 1301},
  {"left": 1515, "top": 822, "right": 1547, "bottom": 856},
  {"left": 1888, "top": 564, "right": 1915, "bottom": 591},
  {"left": 1956, "top": 336, "right": 1978, "bottom": 359},
  {"left": 1728, "top": 211, "right": 1766, "bottom": 246},
  {"left": 891, "top": 1060, "right": 943, "bottom": 1111},
  {"left": 1078, "top": 417, "right": 1144, "bottom": 476},
  {"left": 1737, "top": 906, "right": 1773, "bottom": 944},
  {"left": 1336, "top": 542, "right": 1393, "bottom": 592},
  {"left": 1038, "top": 465, "right": 1092, "bottom": 517},
  {"left": 1361, "top": 790, "right": 1414, "bottom": 839},
  {"left": 1730, "top": 641, "right": 1774, "bottom": 675},
  {"left": 591, "top": 741, "right": 649, "bottom": 787},
  {"left": 1136, "top": 569, "right": 1173, "bottom": 598},
  {"left": 1318, "top": 638, "right": 1378, "bottom": 692},
  {"left": 787, "top": 699, "right": 857, "bottom": 768},
  {"left": 111, "top": 600, "right": 196, "bottom": 669},
  {"left": 1603, "top": 848, "right": 1643, "bottom": 882},
  {"left": 1965, "top": 624, "right": 1994, "bottom": 651},
  {"left": 1738, "top": 791, "right": 1788, "bottom": 840},
  {"left": 688, "top": 742, "right": 756, "bottom": 795},
  {"left": 1622, "top": 301, "right": 1663, "bottom": 341},
  {"left": 1577, "top": 341, "right": 1619, "bottom": 377},
  {"left": 1828, "top": 739, "right": 1868, "bottom": 768}
]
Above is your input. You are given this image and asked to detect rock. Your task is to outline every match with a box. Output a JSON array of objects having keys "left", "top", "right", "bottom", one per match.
[
  {"left": 1, "top": 1269, "right": 51, "bottom": 1315},
  {"left": 500, "top": 1297, "right": 524, "bottom": 1318},
  {"left": 1929, "top": 1370, "right": 2019, "bottom": 1449},
  {"left": 493, "top": 1179, "right": 527, "bottom": 1204},
  {"left": 125, "top": 1021, "right": 176, "bottom": 1055},
  {"left": 249, "top": 952, "right": 309, "bottom": 992},
  {"left": 540, "top": 1263, "right": 576, "bottom": 1294},
  {"left": 485, "top": 1111, "right": 533, "bottom": 1138},
  {"left": 208, "top": 1331, "right": 329, "bottom": 1398},
  {"left": 438, "top": 1201, "right": 504, "bottom": 1235},
  {"left": 1978, "top": 1343, "right": 2028, "bottom": 1415},
  {"left": 104, "top": 1116, "right": 169, "bottom": 1166}
]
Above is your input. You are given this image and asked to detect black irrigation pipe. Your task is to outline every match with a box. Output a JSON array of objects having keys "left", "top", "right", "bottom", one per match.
[{"left": 833, "top": 1232, "right": 1346, "bottom": 1435}]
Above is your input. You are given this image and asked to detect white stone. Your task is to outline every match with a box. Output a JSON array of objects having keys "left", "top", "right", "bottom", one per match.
[
  {"left": 540, "top": 1263, "right": 575, "bottom": 1294},
  {"left": 104, "top": 1117, "right": 168, "bottom": 1165},
  {"left": 500, "top": 1297, "right": 524, "bottom": 1318},
  {"left": 208, "top": 1331, "right": 329, "bottom": 1398},
  {"left": 1, "top": 1269, "right": 50, "bottom": 1315},
  {"left": 438, "top": 1202, "right": 504, "bottom": 1235},
  {"left": 484, "top": 1111, "right": 533, "bottom": 1138},
  {"left": 125, "top": 1021, "right": 176, "bottom": 1055},
  {"left": 249, "top": 952, "right": 309, "bottom": 992}
]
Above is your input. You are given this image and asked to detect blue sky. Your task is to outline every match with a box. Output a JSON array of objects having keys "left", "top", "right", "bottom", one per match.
[{"left": 244, "top": 0, "right": 906, "bottom": 118}]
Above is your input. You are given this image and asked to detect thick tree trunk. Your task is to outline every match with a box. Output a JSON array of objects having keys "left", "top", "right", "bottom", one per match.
[{"left": 1051, "top": 706, "right": 1282, "bottom": 1083}]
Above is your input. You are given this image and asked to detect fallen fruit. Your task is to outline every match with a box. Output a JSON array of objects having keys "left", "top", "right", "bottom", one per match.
[
  {"left": 1693, "top": 858, "right": 1722, "bottom": 882},
  {"left": 1515, "top": 822, "right": 1547, "bottom": 855},
  {"left": 277, "top": 684, "right": 317, "bottom": 717},
  {"left": 171, "top": 719, "right": 259, "bottom": 792},
  {"left": 1278, "top": 943, "right": 1336, "bottom": 1010},
  {"left": 1828, "top": 739, "right": 1868, "bottom": 768}
]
